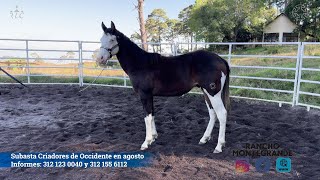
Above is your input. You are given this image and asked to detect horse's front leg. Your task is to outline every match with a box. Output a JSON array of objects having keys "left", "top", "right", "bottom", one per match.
[{"left": 140, "top": 92, "right": 157, "bottom": 150}]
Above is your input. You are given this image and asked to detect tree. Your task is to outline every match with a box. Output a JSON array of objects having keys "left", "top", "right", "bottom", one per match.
[
  {"left": 268, "top": 0, "right": 293, "bottom": 12},
  {"left": 30, "top": 52, "right": 43, "bottom": 62},
  {"left": 243, "top": 5, "right": 277, "bottom": 41},
  {"left": 132, "top": 8, "right": 183, "bottom": 53},
  {"left": 137, "top": 0, "right": 148, "bottom": 50},
  {"left": 164, "top": 19, "right": 180, "bottom": 54},
  {"left": 164, "top": 19, "right": 179, "bottom": 42},
  {"left": 189, "top": 0, "right": 276, "bottom": 43},
  {"left": 66, "top": 52, "right": 75, "bottom": 59},
  {"left": 60, "top": 51, "right": 75, "bottom": 61},
  {"left": 145, "top": 9, "right": 169, "bottom": 52},
  {"left": 178, "top": 5, "right": 195, "bottom": 51},
  {"left": 130, "top": 32, "right": 142, "bottom": 42}
]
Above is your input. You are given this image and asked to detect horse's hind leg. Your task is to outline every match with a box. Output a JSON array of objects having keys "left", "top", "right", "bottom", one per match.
[
  {"left": 199, "top": 89, "right": 217, "bottom": 144},
  {"left": 203, "top": 72, "right": 227, "bottom": 153}
]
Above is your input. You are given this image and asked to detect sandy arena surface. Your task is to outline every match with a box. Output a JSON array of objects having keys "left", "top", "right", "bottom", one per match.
[{"left": 0, "top": 85, "right": 319, "bottom": 180}]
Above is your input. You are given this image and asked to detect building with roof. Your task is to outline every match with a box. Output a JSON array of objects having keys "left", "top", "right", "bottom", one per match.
[{"left": 263, "top": 13, "right": 299, "bottom": 42}]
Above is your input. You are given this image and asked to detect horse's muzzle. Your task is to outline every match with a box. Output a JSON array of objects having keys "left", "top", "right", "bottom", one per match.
[{"left": 96, "top": 58, "right": 108, "bottom": 67}]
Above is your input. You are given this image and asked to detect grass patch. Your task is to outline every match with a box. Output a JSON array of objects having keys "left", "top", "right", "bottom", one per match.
[
  {"left": 83, "top": 77, "right": 124, "bottom": 86},
  {"left": 0, "top": 76, "right": 28, "bottom": 84},
  {"left": 230, "top": 88, "right": 293, "bottom": 102},
  {"left": 299, "top": 94, "right": 320, "bottom": 107}
]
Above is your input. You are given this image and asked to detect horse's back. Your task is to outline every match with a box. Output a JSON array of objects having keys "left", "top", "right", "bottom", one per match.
[
  {"left": 189, "top": 50, "right": 228, "bottom": 72},
  {"left": 151, "top": 50, "right": 228, "bottom": 96},
  {"left": 163, "top": 50, "right": 226, "bottom": 65}
]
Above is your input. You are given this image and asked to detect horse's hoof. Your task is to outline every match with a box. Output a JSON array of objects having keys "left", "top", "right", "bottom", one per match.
[
  {"left": 199, "top": 136, "right": 210, "bottom": 144},
  {"left": 141, "top": 141, "right": 149, "bottom": 150},
  {"left": 213, "top": 149, "right": 222, "bottom": 153}
]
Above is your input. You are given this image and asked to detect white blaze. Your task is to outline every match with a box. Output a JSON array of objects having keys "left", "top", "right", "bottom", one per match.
[{"left": 96, "top": 33, "right": 119, "bottom": 66}]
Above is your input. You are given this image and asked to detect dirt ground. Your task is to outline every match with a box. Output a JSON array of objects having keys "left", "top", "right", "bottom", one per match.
[{"left": 0, "top": 85, "right": 319, "bottom": 180}]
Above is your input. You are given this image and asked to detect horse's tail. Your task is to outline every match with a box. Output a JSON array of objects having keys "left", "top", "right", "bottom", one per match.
[{"left": 222, "top": 60, "right": 230, "bottom": 113}]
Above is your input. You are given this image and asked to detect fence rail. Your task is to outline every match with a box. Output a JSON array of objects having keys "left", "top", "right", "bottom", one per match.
[{"left": 0, "top": 39, "right": 319, "bottom": 110}]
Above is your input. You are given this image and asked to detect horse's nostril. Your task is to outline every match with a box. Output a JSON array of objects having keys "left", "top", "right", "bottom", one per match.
[{"left": 101, "top": 56, "right": 104, "bottom": 60}]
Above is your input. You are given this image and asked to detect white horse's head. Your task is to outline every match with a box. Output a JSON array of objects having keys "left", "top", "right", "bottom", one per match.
[{"left": 96, "top": 21, "right": 120, "bottom": 66}]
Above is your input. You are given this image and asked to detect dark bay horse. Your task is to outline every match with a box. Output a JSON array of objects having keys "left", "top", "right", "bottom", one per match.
[{"left": 97, "top": 21, "right": 230, "bottom": 153}]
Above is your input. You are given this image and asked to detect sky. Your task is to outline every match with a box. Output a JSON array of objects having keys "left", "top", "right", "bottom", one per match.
[{"left": 0, "top": 0, "right": 195, "bottom": 41}]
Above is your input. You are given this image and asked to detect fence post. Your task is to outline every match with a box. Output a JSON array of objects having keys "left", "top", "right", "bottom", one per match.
[
  {"left": 25, "top": 40, "right": 30, "bottom": 84},
  {"left": 174, "top": 42, "right": 178, "bottom": 56},
  {"left": 123, "top": 73, "right": 127, "bottom": 87},
  {"left": 78, "top": 41, "right": 83, "bottom": 87},
  {"left": 295, "top": 42, "right": 304, "bottom": 106},
  {"left": 292, "top": 43, "right": 301, "bottom": 106},
  {"left": 228, "top": 44, "right": 232, "bottom": 66}
]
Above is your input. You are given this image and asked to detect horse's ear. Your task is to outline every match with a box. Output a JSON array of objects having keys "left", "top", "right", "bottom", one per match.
[
  {"left": 111, "top": 21, "right": 116, "bottom": 32},
  {"left": 101, "top": 22, "right": 107, "bottom": 32}
]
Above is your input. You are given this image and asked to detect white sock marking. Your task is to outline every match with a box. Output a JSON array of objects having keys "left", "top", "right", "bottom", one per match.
[
  {"left": 141, "top": 114, "right": 154, "bottom": 150},
  {"left": 199, "top": 100, "right": 217, "bottom": 144},
  {"left": 203, "top": 71, "right": 227, "bottom": 153}
]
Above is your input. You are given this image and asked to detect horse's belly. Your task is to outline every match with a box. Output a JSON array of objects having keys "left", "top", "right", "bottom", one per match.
[
  {"left": 153, "top": 81, "right": 194, "bottom": 96},
  {"left": 152, "top": 67, "right": 196, "bottom": 96}
]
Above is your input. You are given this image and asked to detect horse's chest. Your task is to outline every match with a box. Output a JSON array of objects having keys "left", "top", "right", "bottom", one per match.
[{"left": 129, "top": 72, "right": 154, "bottom": 89}]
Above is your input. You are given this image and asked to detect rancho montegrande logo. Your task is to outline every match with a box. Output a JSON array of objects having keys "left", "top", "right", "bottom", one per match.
[{"left": 233, "top": 143, "right": 293, "bottom": 157}]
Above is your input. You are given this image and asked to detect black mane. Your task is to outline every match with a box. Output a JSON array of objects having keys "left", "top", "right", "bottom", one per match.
[
  {"left": 116, "top": 31, "right": 147, "bottom": 56},
  {"left": 115, "top": 30, "right": 161, "bottom": 70}
]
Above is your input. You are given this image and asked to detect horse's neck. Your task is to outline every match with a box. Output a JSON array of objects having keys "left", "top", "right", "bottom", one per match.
[{"left": 116, "top": 38, "right": 147, "bottom": 74}]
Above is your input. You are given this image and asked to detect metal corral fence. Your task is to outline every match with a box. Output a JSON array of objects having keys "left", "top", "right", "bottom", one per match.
[{"left": 0, "top": 39, "right": 319, "bottom": 110}]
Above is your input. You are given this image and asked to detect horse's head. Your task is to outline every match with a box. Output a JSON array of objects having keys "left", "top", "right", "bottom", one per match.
[{"left": 96, "top": 21, "right": 120, "bottom": 66}]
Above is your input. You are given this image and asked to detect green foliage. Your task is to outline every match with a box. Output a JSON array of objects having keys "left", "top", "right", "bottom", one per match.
[
  {"left": 177, "top": 5, "right": 193, "bottom": 37},
  {"left": 145, "top": 9, "right": 169, "bottom": 42},
  {"left": 132, "top": 7, "right": 194, "bottom": 46},
  {"left": 232, "top": 45, "right": 298, "bottom": 55},
  {"left": 189, "top": 0, "right": 277, "bottom": 42},
  {"left": 83, "top": 77, "right": 124, "bottom": 85},
  {"left": 131, "top": 0, "right": 319, "bottom": 44},
  {"left": 164, "top": 19, "right": 180, "bottom": 42},
  {"left": 266, "top": 46, "right": 280, "bottom": 54},
  {"left": 130, "top": 32, "right": 141, "bottom": 42}
]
